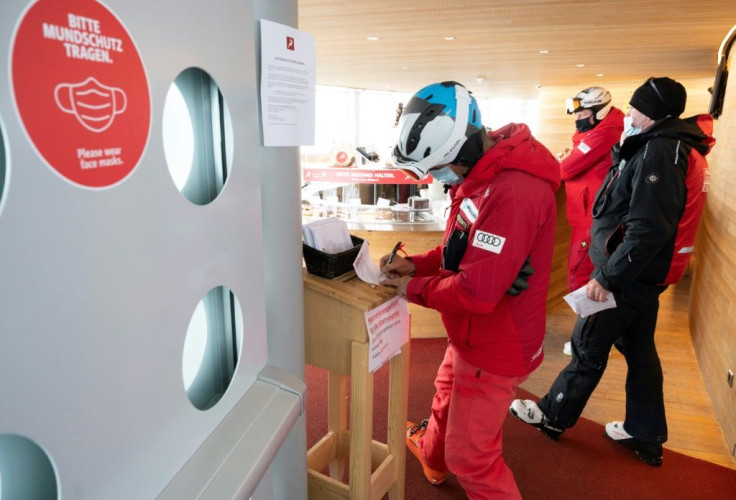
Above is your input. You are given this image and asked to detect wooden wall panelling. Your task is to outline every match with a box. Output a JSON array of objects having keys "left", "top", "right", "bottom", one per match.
[{"left": 689, "top": 51, "right": 736, "bottom": 458}]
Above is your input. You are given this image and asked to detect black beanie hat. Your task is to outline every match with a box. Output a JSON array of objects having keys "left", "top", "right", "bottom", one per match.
[{"left": 629, "top": 77, "right": 687, "bottom": 120}]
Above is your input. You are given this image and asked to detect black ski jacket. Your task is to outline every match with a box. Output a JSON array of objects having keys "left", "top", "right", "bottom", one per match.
[{"left": 589, "top": 114, "right": 714, "bottom": 291}]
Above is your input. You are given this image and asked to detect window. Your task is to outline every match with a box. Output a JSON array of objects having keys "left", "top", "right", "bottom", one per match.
[
  {"left": 0, "top": 434, "right": 57, "bottom": 500},
  {"left": 182, "top": 286, "right": 243, "bottom": 411},
  {"left": 163, "top": 67, "right": 234, "bottom": 205},
  {"left": 0, "top": 119, "right": 6, "bottom": 213}
]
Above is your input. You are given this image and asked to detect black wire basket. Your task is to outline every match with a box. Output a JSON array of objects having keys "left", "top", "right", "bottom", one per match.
[{"left": 303, "top": 235, "right": 364, "bottom": 279}]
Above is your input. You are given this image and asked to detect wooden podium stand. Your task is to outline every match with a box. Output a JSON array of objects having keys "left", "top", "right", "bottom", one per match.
[{"left": 304, "top": 270, "right": 409, "bottom": 500}]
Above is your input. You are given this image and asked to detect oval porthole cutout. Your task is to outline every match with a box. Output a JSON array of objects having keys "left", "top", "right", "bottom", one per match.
[
  {"left": 163, "top": 67, "right": 234, "bottom": 205},
  {"left": 0, "top": 118, "right": 6, "bottom": 215},
  {"left": 182, "top": 286, "right": 243, "bottom": 410},
  {"left": 0, "top": 434, "right": 58, "bottom": 500}
]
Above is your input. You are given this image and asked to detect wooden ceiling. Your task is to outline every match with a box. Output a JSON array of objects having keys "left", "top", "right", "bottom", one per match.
[{"left": 298, "top": 0, "right": 736, "bottom": 99}]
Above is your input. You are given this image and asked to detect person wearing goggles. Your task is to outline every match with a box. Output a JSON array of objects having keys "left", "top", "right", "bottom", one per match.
[{"left": 558, "top": 87, "right": 624, "bottom": 356}]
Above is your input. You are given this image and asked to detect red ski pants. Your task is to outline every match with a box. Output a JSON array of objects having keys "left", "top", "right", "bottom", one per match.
[{"left": 419, "top": 344, "right": 527, "bottom": 499}]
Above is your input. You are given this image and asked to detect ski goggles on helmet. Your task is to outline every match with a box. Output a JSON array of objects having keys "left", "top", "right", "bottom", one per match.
[{"left": 565, "top": 97, "right": 583, "bottom": 114}]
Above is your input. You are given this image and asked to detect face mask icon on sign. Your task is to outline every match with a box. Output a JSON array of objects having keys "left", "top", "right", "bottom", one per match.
[{"left": 54, "top": 77, "right": 127, "bottom": 133}]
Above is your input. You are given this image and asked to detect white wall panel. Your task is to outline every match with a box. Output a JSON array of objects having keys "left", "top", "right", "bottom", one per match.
[{"left": 0, "top": 1, "right": 304, "bottom": 498}]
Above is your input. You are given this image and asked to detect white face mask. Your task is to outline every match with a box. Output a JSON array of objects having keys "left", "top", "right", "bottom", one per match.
[
  {"left": 430, "top": 165, "right": 464, "bottom": 185},
  {"left": 623, "top": 115, "right": 642, "bottom": 137}
]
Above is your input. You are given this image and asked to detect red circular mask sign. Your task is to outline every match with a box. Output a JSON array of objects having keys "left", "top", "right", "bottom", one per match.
[{"left": 12, "top": 0, "right": 150, "bottom": 188}]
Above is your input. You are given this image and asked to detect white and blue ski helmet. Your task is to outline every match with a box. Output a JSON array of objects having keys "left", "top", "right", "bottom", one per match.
[{"left": 392, "top": 82, "right": 483, "bottom": 179}]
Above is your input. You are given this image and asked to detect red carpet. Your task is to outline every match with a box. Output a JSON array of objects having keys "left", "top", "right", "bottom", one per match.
[{"left": 306, "top": 338, "right": 736, "bottom": 499}]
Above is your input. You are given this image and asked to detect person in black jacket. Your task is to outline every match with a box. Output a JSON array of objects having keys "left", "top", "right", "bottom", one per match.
[{"left": 509, "top": 77, "right": 715, "bottom": 466}]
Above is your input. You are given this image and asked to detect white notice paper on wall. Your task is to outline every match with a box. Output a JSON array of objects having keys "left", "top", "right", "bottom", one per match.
[
  {"left": 260, "top": 19, "right": 316, "bottom": 146},
  {"left": 364, "top": 296, "right": 410, "bottom": 373}
]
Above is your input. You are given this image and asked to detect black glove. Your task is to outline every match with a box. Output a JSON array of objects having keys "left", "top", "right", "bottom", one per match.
[{"left": 506, "top": 256, "right": 534, "bottom": 296}]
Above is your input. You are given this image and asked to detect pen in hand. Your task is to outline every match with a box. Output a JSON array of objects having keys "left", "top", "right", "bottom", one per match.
[{"left": 380, "top": 241, "right": 402, "bottom": 279}]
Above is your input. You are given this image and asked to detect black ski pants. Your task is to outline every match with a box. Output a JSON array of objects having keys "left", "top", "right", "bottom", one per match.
[{"left": 538, "top": 283, "right": 667, "bottom": 444}]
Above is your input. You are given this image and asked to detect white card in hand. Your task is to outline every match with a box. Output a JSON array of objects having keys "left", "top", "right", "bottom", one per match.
[{"left": 564, "top": 285, "right": 617, "bottom": 318}]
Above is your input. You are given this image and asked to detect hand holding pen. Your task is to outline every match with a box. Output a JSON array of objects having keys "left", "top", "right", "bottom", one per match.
[
  {"left": 379, "top": 241, "right": 402, "bottom": 277},
  {"left": 386, "top": 240, "right": 402, "bottom": 265},
  {"left": 378, "top": 241, "right": 415, "bottom": 298},
  {"left": 379, "top": 241, "right": 415, "bottom": 279}
]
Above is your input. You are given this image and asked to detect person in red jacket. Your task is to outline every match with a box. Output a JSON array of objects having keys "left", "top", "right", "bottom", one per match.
[
  {"left": 559, "top": 87, "right": 624, "bottom": 355},
  {"left": 382, "top": 81, "right": 560, "bottom": 499},
  {"left": 561, "top": 87, "right": 624, "bottom": 292}
]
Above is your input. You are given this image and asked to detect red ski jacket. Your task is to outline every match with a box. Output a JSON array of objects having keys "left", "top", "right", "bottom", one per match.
[
  {"left": 560, "top": 107, "right": 624, "bottom": 227},
  {"left": 406, "top": 123, "right": 561, "bottom": 376}
]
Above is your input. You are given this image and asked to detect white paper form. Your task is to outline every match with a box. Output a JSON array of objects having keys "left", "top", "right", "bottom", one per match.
[
  {"left": 564, "top": 284, "right": 617, "bottom": 318},
  {"left": 302, "top": 217, "right": 352, "bottom": 254},
  {"left": 364, "top": 296, "right": 410, "bottom": 372},
  {"left": 352, "top": 241, "right": 382, "bottom": 285}
]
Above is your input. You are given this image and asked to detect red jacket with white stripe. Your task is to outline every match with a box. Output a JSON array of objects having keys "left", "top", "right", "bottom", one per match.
[
  {"left": 406, "top": 123, "right": 561, "bottom": 376},
  {"left": 560, "top": 107, "right": 624, "bottom": 227}
]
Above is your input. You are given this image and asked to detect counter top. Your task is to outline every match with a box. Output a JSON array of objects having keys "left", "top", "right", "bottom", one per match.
[
  {"left": 345, "top": 220, "right": 445, "bottom": 232},
  {"left": 303, "top": 211, "right": 445, "bottom": 232},
  {"left": 303, "top": 269, "right": 395, "bottom": 311}
]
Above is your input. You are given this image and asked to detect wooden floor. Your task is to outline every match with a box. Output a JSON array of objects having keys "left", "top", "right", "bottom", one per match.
[{"left": 522, "top": 276, "right": 736, "bottom": 470}]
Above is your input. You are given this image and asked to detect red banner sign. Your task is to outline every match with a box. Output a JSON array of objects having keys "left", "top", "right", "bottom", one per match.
[{"left": 302, "top": 166, "right": 429, "bottom": 185}]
